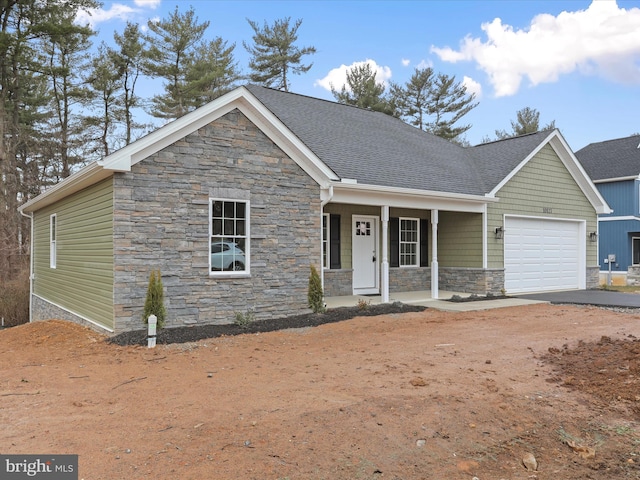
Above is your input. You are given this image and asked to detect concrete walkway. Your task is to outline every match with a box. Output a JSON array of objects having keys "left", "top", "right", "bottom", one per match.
[{"left": 325, "top": 291, "right": 546, "bottom": 312}]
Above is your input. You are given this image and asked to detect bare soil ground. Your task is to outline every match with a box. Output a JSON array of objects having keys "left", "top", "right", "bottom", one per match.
[{"left": 1, "top": 303, "right": 639, "bottom": 480}]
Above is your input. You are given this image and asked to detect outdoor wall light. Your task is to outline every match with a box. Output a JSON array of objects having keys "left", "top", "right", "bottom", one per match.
[
  {"left": 589, "top": 231, "right": 598, "bottom": 242},
  {"left": 494, "top": 226, "right": 504, "bottom": 239}
]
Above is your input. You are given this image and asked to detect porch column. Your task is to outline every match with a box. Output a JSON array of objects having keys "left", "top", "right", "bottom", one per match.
[
  {"left": 381, "top": 205, "right": 390, "bottom": 303},
  {"left": 431, "top": 209, "right": 439, "bottom": 299}
]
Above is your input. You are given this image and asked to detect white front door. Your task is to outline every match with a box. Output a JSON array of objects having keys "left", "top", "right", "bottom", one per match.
[{"left": 352, "top": 215, "right": 379, "bottom": 294}]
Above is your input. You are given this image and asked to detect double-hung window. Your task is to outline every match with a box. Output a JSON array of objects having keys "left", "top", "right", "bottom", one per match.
[
  {"left": 210, "top": 200, "right": 249, "bottom": 274},
  {"left": 399, "top": 218, "right": 419, "bottom": 267},
  {"left": 50, "top": 214, "right": 57, "bottom": 269}
]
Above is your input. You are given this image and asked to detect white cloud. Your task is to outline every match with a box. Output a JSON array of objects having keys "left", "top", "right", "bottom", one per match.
[
  {"left": 315, "top": 59, "right": 393, "bottom": 92},
  {"left": 431, "top": 0, "right": 640, "bottom": 97},
  {"left": 75, "top": 1, "right": 159, "bottom": 28},
  {"left": 401, "top": 58, "right": 411, "bottom": 67},
  {"left": 134, "top": 0, "right": 161, "bottom": 7},
  {"left": 462, "top": 76, "right": 482, "bottom": 99}
]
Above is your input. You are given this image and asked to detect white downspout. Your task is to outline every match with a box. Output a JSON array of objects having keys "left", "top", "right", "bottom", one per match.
[
  {"left": 381, "top": 205, "right": 389, "bottom": 303},
  {"left": 19, "top": 209, "right": 34, "bottom": 323},
  {"left": 320, "top": 185, "right": 334, "bottom": 294},
  {"left": 431, "top": 209, "right": 439, "bottom": 299}
]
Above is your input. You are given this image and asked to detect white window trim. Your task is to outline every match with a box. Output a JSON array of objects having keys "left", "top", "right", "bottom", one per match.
[
  {"left": 50, "top": 213, "right": 57, "bottom": 269},
  {"left": 399, "top": 217, "right": 419, "bottom": 268},
  {"left": 322, "top": 213, "right": 330, "bottom": 269},
  {"left": 209, "top": 199, "right": 250, "bottom": 277}
]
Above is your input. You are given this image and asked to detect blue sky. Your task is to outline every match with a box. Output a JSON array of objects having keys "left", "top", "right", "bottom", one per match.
[{"left": 79, "top": 0, "right": 640, "bottom": 150}]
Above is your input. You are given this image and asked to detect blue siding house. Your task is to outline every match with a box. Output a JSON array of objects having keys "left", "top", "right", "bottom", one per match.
[{"left": 576, "top": 134, "right": 640, "bottom": 283}]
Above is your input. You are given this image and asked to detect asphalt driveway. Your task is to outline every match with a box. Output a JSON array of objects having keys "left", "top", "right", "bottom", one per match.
[{"left": 516, "top": 289, "right": 640, "bottom": 308}]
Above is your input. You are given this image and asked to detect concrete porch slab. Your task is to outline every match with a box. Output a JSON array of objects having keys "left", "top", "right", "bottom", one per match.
[{"left": 325, "top": 290, "right": 547, "bottom": 312}]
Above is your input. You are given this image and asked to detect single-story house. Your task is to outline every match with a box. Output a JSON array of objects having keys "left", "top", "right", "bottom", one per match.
[
  {"left": 575, "top": 134, "right": 640, "bottom": 284},
  {"left": 19, "top": 84, "right": 610, "bottom": 333}
]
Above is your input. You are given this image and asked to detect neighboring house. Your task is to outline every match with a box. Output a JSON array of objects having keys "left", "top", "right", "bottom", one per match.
[
  {"left": 19, "top": 85, "right": 610, "bottom": 334},
  {"left": 575, "top": 134, "right": 640, "bottom": 284}
]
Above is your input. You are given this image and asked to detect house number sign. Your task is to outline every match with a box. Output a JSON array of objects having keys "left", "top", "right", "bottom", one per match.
[{"left": 542, "top": 207, "right": 553, "bottom": 214}]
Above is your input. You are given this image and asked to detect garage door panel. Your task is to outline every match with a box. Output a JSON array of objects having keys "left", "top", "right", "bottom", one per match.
[{"left": 505, "top": 217, "right": 582, "bottom": 294}]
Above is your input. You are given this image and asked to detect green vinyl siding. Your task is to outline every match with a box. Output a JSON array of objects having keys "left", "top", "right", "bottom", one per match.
[
  {"left": 438, "top": 211, "right": 483, "bottom": 267},
  {"left": 487, "top": 144, "right": 598, "bottom": 268},
  {"left": 33, "top": 178, "right": 114, "bottom": 329}
]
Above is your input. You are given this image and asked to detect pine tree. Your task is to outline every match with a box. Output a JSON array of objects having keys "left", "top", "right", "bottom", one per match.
[
  {"left": 494, "top": 107, "right": 556, "bottom": 139},
  {"left": 143, "top": 6, "right": 209, "bottom": 119},
  {"left": 244, "top": 17, "right": 315, "bottom": 92},
  {"left": 112, "top": 22, "right": 146, "bottom": 145},
  {"left": 389, "top": 67, "right": 434, "bottom": 130},
  {"left": 424, "top": 73, "right": 477, "bottom": 141},
  {"left": 308, "top": 265, "right": 325, "bottom": 314},
  {"left": 143, "top": 270, "right": 167, "bottom": 327},
  {"left": 331, "top": 63, "right": 395, "bottom": 115}
]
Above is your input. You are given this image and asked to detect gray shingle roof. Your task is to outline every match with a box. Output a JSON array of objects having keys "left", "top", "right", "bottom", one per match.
[
  {"left": 469, "top": 130, "right": 554, "bottom": 192},
  {"left": 246, "top": 85, "right": 551, "bottom": 196},
  {"left": 575, "top": 134, "right": 640, "bottom": 181}
]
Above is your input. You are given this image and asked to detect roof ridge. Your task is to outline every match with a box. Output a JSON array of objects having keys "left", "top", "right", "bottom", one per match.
[
  {"left": 246, "top": 83, "right": 386, "bottom": 115},
  {"left": 473, "top": 129, "right": 552, "bottom": 148},
  {"left": 580, "top": 133, "right": 640, "bottom": 149}
]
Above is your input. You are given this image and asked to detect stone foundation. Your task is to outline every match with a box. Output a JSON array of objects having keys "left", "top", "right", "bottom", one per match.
[
  {"left": 31, "top": 294, "right": 113, "bottom": 334},
  {"left": 439, "top": 267, "right": 505, "bottom": 295}
]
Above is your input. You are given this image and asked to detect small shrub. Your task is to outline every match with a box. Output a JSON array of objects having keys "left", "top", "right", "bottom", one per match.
[
  {"left": 357, "top": 298, "right": 371, "bottom": 310},
  {"left": 233, "top": 309, "right": 255, "bottom": 329},
  {"left": 450, "top": 294, "right": 462, "bottom": 302},
  {"left": 308, "top": 265, "right": 325, "bottom": 313},
  {"left": 143, "top": 270, "right": 167, "bottom": 328}
]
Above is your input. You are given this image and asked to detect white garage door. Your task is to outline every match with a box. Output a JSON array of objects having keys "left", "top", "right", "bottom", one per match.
[{"left": 504, "top": 217, "right": 582, "bottom": 294}]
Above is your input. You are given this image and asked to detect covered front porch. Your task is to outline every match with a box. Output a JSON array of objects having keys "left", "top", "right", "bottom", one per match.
[{"left": 320, "top": 183, "right": 504, "bottom": 302}]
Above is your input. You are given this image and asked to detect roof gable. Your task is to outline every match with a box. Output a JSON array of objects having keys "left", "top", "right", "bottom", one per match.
[{"left": 472, "top": 129, "right": 610, "bottom": 214}]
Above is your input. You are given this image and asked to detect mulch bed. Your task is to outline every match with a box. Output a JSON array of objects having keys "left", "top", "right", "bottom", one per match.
[
  {"left": 447, "top": 293, "right": 510, "bottom": 302},
  {"left": 108, "top": 302, "right": 426, "bottom": 346}
]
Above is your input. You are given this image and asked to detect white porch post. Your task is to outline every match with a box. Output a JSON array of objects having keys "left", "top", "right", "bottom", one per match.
[
  {"left": 431, "top": 209, "right": 439, "bottom": 299},
  {"left": 381, "top": 205, "right": 390, "bottom": 303}
]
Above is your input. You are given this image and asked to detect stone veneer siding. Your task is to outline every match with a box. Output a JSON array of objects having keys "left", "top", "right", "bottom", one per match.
[
  {"left": 586, "top": 266, "right": 599, "bottom": 289},
  {"left": 439, "top": 267, "right": 505, "bottom": 295},
  {"left": 323, "top": 269, "right": 352, "bottom": 297},
  {"left": 627, "top": 266, "right": 640, "bottom": 286},
  {"left": 111, "top": 109, "right": 321, "bottom": 333},
  {"left": 389, "top": 267, "right": 430, "bottom": 293},
  {"left": 323, "top": 267, "right": 431, "bottom": 297}
]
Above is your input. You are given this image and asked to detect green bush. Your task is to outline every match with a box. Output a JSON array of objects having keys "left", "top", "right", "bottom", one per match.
[
  {"left": 143, "top": 270, "right": 167, "bottom": 328},
  {"left": 233, "top": 309, "right": 255, "bottom": 329},
  {"left": 0, "top": 269, "right": 30, "bottom": 327},
  {"left": 308, "top": 265, "right": 325, "bottom": 313}
]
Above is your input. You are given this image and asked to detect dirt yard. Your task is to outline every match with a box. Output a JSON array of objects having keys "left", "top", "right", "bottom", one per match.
[{"left": 1, "top": 303, "right": 639, "bottom": 480}]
